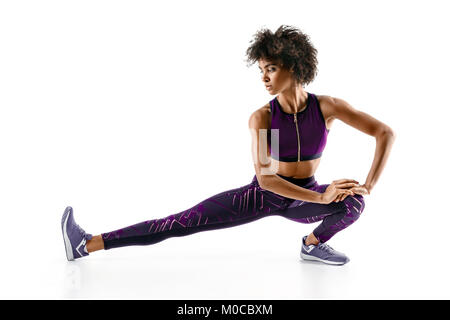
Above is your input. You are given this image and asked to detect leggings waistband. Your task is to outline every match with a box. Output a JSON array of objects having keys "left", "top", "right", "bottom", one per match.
[
  {"left": 276, "top": 173, "right": 316, "bottom": 188},
  {"left": 252, "top": 173, "right": 317, "bottom": 188}
]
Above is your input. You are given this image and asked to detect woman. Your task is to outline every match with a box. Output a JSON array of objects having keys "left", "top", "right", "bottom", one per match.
[{"left": 61, "top": 25, "right": 395, "bottom": 265}]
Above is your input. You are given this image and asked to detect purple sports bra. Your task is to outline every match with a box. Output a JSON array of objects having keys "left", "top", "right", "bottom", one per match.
[{"left": 267, "top": 92, "right": 330, "bottom": 162}]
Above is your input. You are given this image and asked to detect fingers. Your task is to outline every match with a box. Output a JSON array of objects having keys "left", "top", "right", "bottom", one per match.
[
  {"left": 334, "top": 194, "right": 345, "bottom": 202},
  {"left": 334, "top": 189, "right": 354, "bottom": 202},
  {"left": 333, "top": 179, "right": 359, "bottom": 183},
  {"left": 333, "top": 179, "right": 359, "bottom": 185},
  {"left": 335, "top": 182, "right": 360, "bottom": 189},
  {"left": 348, "top": 187, "right": 367, "bottom": 195},
  {"left": 335, "top": 194, "right": 348, "bottom": 202}
]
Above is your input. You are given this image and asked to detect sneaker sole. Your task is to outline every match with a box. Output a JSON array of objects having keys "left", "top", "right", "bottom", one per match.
[
  {"left": 300, "top": 251, "right": 347, "bottom": 265},
  {"left": 62, "top": 208, "right": 74, "bottom": 261}
]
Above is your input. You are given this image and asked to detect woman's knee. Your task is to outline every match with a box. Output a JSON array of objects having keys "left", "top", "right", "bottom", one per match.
[
  {"left": 353, "top": 194, "right": 365, "bottom": 212},
  {"left": 344, "top": 194, "right": 365, "bottom": 219}
]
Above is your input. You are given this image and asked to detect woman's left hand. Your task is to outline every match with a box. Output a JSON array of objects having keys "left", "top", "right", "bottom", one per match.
[{"left": 333, "top": 183, "right": 370, "bottom": 202}]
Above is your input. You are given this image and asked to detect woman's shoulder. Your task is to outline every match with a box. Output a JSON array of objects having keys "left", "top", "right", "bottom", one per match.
[
  {"left": 248, "top": 103, "right": 272, "bottom": 129},
  {"left": 315, "top": 94, "right": 339, "bottom": 123},
  {"left": 315, "top": 93, "right": 333, "bottom": 103},
  {"left": 316, "top": 93, "right": 345, "bottom": 106}
]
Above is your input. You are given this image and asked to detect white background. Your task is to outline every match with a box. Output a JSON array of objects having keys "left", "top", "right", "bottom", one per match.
[{"left": 0, "top": 0, "right": 448, "bottom": 299}]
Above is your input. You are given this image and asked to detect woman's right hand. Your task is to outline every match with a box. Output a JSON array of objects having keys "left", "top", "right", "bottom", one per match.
[{"left": 320, "top": 179, "right": 360, "bottom": 204}]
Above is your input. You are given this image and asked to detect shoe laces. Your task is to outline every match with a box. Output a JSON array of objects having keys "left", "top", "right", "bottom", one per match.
[
  {"left": 74, "top": 221, "right": 92, "bottom": 241},
  {"left": 318, "top": 242, "right": 335, "bottom": 254}
]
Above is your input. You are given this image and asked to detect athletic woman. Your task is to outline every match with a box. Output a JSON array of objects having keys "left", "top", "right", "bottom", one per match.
[{"left": 61, "top": 25, "right": 395, "bottom": 265}]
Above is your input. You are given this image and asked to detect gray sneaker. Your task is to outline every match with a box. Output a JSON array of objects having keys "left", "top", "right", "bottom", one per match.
[
  {"left": 300, "top": 236, "right": 350, "bottom": 265},
  {"left": 61, "top": 206, "right": 93, "bottom": 261}
]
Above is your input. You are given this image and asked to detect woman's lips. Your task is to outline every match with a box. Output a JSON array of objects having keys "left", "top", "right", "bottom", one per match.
[{"left": 266, "top": 85, "right": 272, "bottom": 90}]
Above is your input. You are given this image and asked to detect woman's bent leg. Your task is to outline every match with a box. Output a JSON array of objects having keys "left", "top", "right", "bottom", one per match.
[
  {"left": 280, "top": 183, "right": 365, "bottom": 243},
  {"left": 101, "top": 176, "right": 290, "bottom": 250}
]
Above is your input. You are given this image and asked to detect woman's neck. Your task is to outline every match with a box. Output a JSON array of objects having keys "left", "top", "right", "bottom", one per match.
[{"left": 277, "top": 86, "right": 308, "bottom": 114}]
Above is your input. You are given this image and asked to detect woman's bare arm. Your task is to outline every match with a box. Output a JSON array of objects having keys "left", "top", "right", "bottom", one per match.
[
  {"left": 326, "top": 96, "right": 396, "bottom": 194},
  {"left": 257, "top": 172, "right": 326, "bottom": 203}
]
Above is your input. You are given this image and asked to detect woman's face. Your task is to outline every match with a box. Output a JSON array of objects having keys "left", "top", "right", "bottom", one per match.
[{"left": 258, "top": 59, "right": 295, "bottom": 94}]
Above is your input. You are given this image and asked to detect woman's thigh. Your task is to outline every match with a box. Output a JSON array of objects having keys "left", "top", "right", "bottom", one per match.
[
  {"left": 183, "top": 178, "right": 293, "bottom": 226},
  {"left": 277, "top": 183, "right": 347, "bottom": 223}
]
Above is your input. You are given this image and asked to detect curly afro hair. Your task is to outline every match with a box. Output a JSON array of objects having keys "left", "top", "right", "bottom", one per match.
[{"left": 245, "top": 25, "right": 318, "bottom": 86}]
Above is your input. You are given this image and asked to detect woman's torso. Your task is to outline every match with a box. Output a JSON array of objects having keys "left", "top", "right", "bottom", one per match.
[{"left": 263, "top": 93, "right": 335, "bottom": 179}]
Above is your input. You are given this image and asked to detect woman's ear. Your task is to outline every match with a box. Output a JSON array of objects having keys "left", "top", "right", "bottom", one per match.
[{"left": 289, "top": 65, "right": 295, "bottom": 73}]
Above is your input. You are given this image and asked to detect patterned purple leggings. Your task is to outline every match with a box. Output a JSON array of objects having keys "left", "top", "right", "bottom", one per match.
[{"left": 101, "top": 174, "right": 365, "bottom": 250}]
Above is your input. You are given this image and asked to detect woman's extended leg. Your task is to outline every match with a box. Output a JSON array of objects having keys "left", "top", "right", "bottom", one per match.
[{"left": 98, "top": 175, "right": 291, "bottom": 250}]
